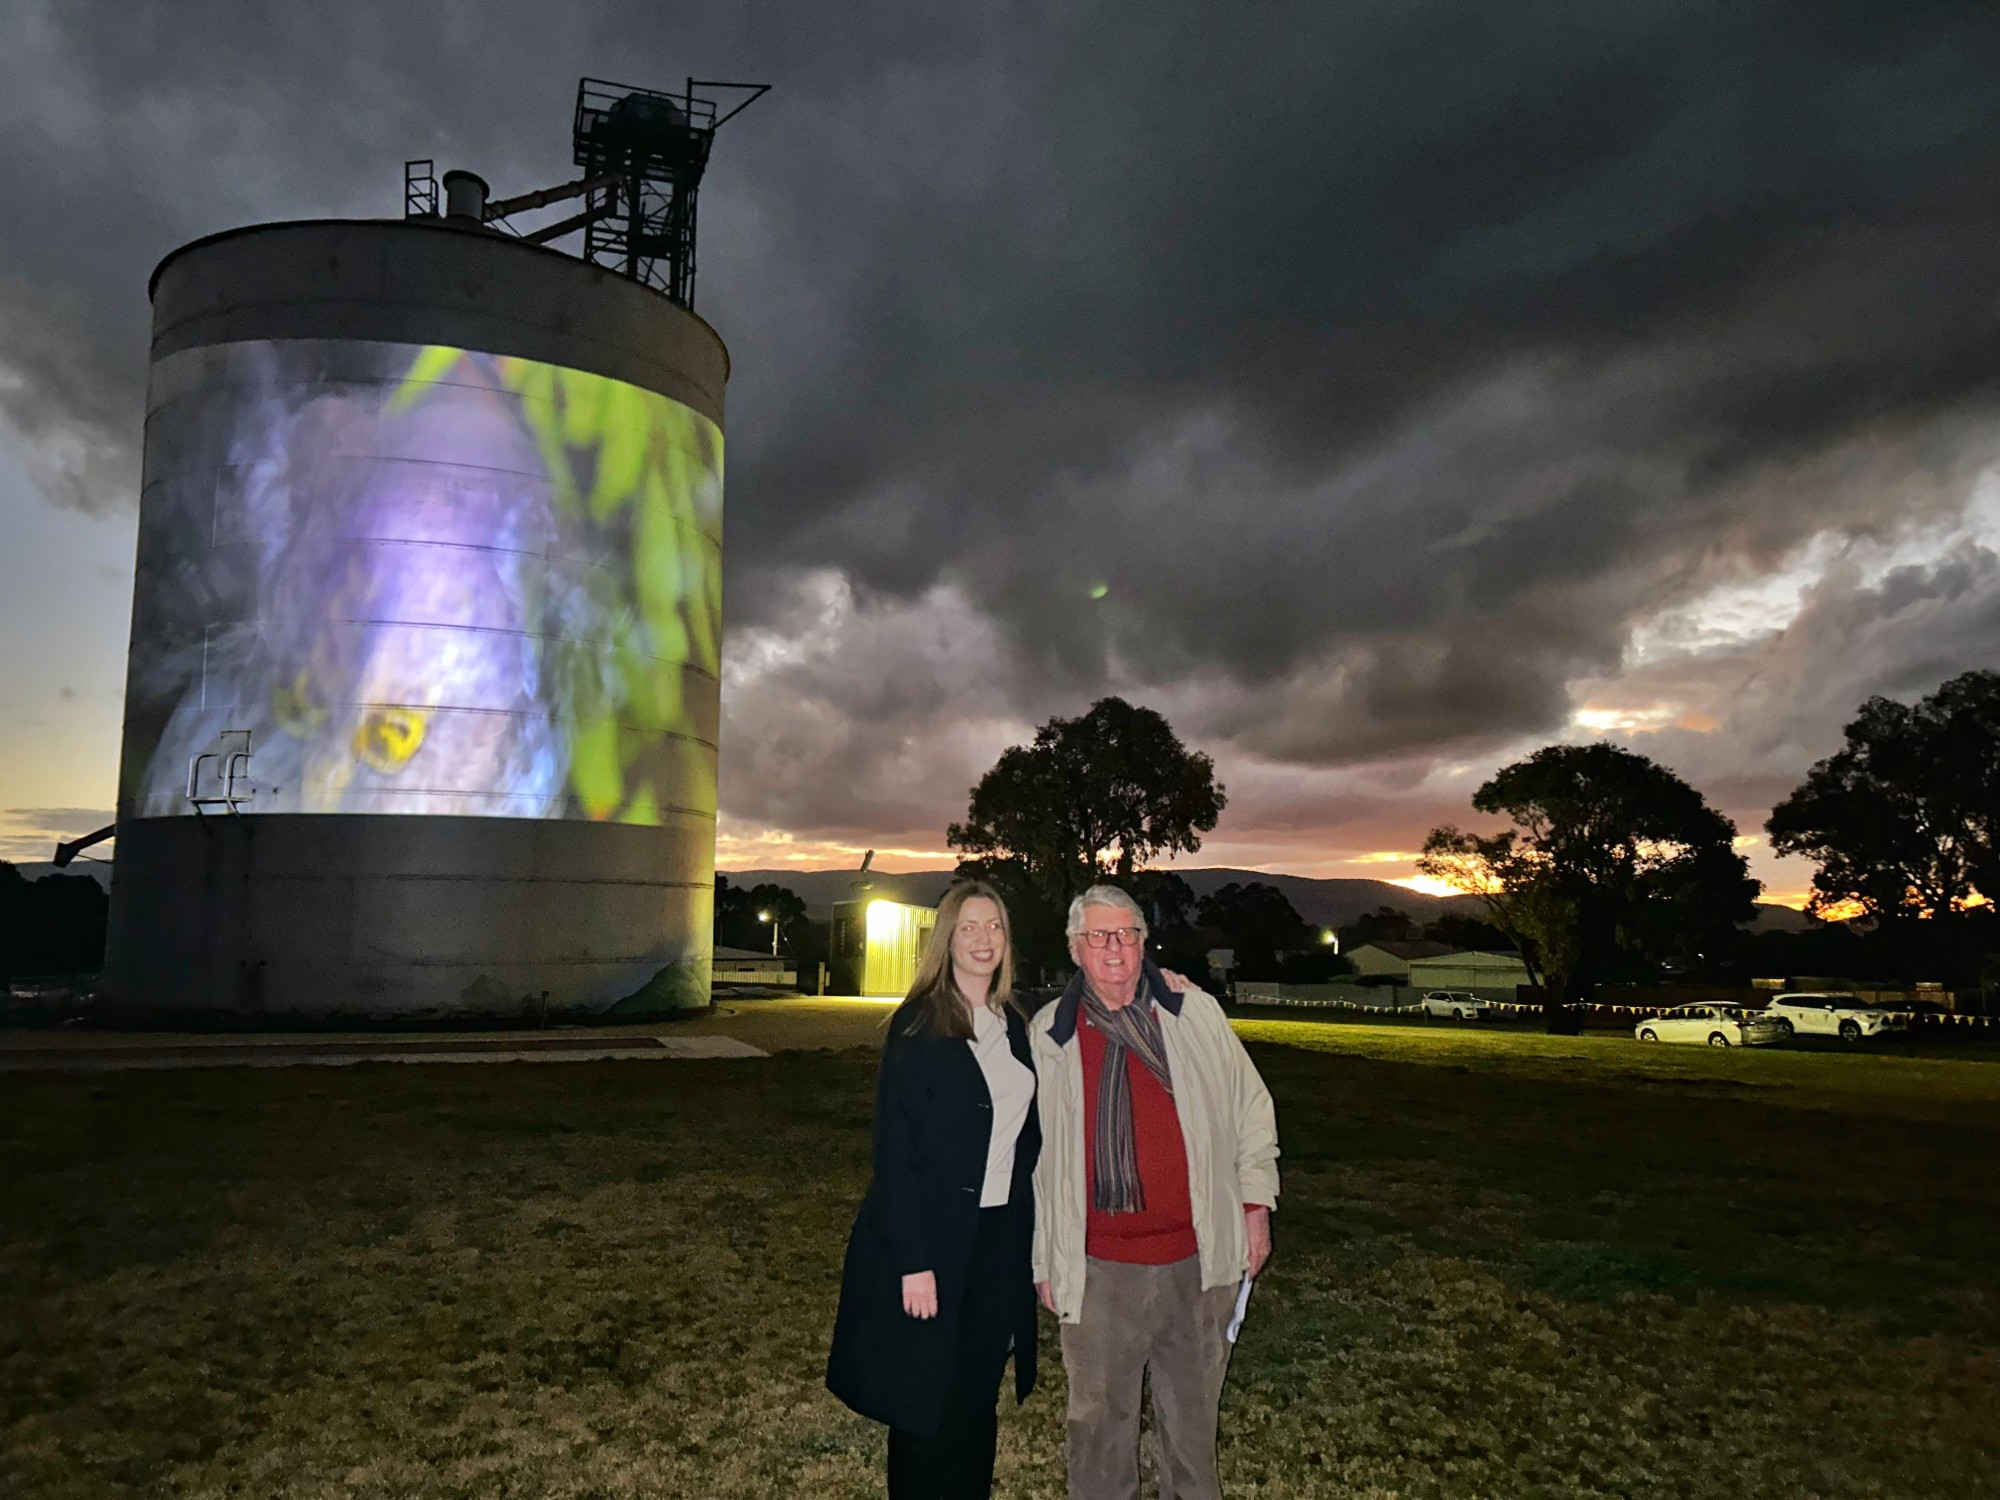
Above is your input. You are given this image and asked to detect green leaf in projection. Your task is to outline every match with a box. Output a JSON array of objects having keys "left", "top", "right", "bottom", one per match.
[
  {"left": 385, "top": 344, "right": 466, "bottom": 411},
  {"left": 620, "top": 784, "right": 661, "bottom": 827},
  {"left": 392, "top": 345, "right": 724, "bottom": 826},
  {"left": 568, "top": 718, "right": 623, "bottom": 821},
  {"left": 591, "top": 383, "right": 651, "bottom": 519},
  {"left": 558, "top": 366, "right": 606, "bottom": 449}
]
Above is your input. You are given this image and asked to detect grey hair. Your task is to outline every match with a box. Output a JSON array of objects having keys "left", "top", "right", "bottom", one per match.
[{"left": 1066, "top": 883, "right": 1149, "bottom": 939}]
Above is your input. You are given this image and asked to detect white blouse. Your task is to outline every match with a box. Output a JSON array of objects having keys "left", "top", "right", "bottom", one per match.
[{"left": 968, "top": 1004, "right": 1037, "bottom": 1206}]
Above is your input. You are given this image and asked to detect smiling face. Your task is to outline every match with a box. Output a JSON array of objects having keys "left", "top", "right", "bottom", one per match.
[
  {"left": 950, "top": 896, "right": 1007, "bottom": 1001},
  {"left": 1071, "top": 901, "right": 1145, "bottom": 1006}
]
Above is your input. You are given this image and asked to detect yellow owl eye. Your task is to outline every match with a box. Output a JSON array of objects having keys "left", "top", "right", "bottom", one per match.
[{"left": 352, "top": 707, "right": 429, "bottom": 772}]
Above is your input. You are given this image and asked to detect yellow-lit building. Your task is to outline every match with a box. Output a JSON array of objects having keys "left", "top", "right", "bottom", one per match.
[{"left": 829, "top": 899, "right": 938, "bottom": 997}]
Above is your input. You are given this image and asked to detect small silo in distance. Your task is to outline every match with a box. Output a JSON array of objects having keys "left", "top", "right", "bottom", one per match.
[{"left": 101, "top": 79, "right": 766, "bottom": 1020}]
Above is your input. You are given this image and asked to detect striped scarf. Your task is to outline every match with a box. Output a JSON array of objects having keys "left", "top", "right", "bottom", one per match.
[{"left": 1081, "top": 976, "right": 1174, "bottom": 1214}]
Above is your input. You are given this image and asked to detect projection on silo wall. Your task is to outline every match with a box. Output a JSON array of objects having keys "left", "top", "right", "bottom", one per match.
[{"left": 124, "top": 340, "right": 723, "bottom": 823}]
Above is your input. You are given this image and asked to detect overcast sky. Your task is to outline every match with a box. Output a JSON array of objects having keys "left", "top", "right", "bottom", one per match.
[{"left": 4, "top": 1, "right": 1999, "bottom": 899}]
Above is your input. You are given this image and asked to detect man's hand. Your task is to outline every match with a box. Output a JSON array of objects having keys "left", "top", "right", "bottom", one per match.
[
  {"left": 902, "top": 1270, "right": 938, "bottom": 1319},
  {"left": 1035, "top": 1280, "right": 1056, "bottom": 1314},
  {"left": 1245, "top": 1205, "right": 1273, "bottom": 1278}
]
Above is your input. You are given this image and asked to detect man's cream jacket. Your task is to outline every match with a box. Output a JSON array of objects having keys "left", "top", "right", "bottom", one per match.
[{"left": 1029, "top": 972, "right": 1280, "bottom": 1324}]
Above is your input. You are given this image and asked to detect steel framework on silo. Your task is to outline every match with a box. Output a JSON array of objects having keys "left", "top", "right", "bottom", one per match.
[{"left": 571, "top": 77, "right": 768, "bottom": 308}]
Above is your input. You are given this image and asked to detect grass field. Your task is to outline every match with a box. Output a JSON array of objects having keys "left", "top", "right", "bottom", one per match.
[{"left": 4, "top": 1012, "right": 1998, "bottom": 1498}]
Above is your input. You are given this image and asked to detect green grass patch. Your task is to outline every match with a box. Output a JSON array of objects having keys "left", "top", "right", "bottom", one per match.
[
  {"left": 3, "top": 1029, "right": 1996, "bottom": 1497},
  {"left": 1233, "top": 1016, "right": 2000, "bottom": 1116}
]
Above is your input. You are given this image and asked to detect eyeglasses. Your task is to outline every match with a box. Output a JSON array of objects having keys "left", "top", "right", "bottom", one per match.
[{"left": 1081, "top": 927, "right": 1142, "bottom": 949}]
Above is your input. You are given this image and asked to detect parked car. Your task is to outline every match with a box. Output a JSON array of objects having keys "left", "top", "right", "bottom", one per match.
[
  {"left": 1634, "top": 1003, "right": 1786, "bottom": 1048},
  {"left": 1872, "top": 998, "right": 1951, "bottom": 1024},
  {"left": 1421, "top": 990, "right": 1491, "bottom": 1020},
  {"left": 1761, "top": 992, "right": 1903, "bottom": 1042}
]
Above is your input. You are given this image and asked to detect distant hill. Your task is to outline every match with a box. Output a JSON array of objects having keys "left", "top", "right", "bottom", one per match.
[
  {"left": 720, "top": 868, "right": 959, "bottom": 917},
  {"left": 720, "top": 866, "right": 1471, "bottom": 925},
  {"left": 1742, "top": 903, "right": 1819, "bottom": 934},
  {"left": 722, "top": 864, "right": 1818, "bottom": 934},
  {"left": 1170, "top": 869, "right": 1468, "bottom": 928}
]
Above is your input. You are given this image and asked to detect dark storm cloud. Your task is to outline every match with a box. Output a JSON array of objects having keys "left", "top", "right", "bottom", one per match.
[
  {"left": 5, "top": 0, "right": 2000, "bottom": 845},
  {"left": 730, "top": 1, "right": 2000, "bottom": 759}
]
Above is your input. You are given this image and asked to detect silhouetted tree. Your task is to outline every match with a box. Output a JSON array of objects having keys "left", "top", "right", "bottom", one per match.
[
  {"left": 1421, "top": 743, "right": 1759, "bottom": 1031},
  {"left": 713, "top": 876, "right": 809, "bottom": 954},
  {"left": 1338, "top": 905, "right": 1418, "bottom": 949},
  {"left": 1196, "top": 881, "right": 1313, "bottom": 980},
  {"left": 949, "top": 698, "right": 1225, "bottom": 970},
  {"left": 1767, "top": 669, "right": 2000, "bottom": 921},
  {"left": 1423, "top": 912, "right": 1514, "bottom": 952},
  {"left": 1124, "top": 871, "right": 1209, "bottom": 981},
  {"left": 1129, "top": 870, "right": 1199, "bottom": 936},
  {"left": 0, "top": 863, "right": 109, "bottom": 979}
]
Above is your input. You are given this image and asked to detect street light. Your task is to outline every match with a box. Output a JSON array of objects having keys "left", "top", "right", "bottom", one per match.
[{"left": 757, "top": 910, "right": 778, "bottom": 956}]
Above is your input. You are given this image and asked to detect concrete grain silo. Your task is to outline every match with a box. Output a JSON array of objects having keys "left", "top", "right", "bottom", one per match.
[{"left": 100, "top": 78, "right": 765, "bottom": 1020}]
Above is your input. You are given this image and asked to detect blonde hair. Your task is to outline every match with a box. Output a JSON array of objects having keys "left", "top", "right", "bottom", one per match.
[{"left": 899, "top": 881, "right": 1017, "bottom": 1039}]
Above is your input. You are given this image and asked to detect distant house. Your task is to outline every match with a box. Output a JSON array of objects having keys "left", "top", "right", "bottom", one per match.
[
  {"left": 1408, "top": 950, "right": 1532, "bottom": 993},
  {"left": 1345, "top": 940, "right": 1455, "bottom": 982}
]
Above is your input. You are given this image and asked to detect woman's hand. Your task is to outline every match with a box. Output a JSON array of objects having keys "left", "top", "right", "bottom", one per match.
[
  {"left": 902, "top": 1270, "right": 939, "bottom": 1319},
  {"left": 1159, "top": 967, "right": 1193, "bottom": 993}
]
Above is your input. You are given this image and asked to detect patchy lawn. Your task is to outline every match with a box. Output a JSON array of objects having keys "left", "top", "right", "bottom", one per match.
[{"left": 3, "top": 1024, "right": 1996, "bottom": 1497}]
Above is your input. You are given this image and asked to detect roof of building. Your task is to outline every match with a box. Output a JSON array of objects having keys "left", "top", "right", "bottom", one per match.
[
  {"left": 713, "top": 945, "right": 788, "bottom": 961},
  {"left": 1349, "top": 940, "right": 1455, "bottom": 961},
  {"left": 1409, "top": 949, "right": 1528, "bottom": 969}
]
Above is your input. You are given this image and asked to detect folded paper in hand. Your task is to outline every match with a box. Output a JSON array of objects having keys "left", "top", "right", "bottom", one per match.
[{"left": 1225, "top": 1275, "right": 1254, "bottom": 1344}]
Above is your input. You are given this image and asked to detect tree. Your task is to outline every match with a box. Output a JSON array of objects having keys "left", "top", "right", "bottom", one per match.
[
  {"left": 1419, "top": 743, "right": 1759, "bottom": 1030},
  {"left": 713, "top": 876, "right": 808, "bottom": 954},
  {"left": 948, "top": 698, "right": 1225, "bottom": 967},
  {"left": 1127, "top": 870, "right": 1210, "bottom": 983},
  {"left": 1338, "top": 905, "right": 1418, "bottom": 949},
  {"left": 1424, "top": 912, "right": 1514, "bottom": 951},
  {"left": 1129, "top": 870, "right": 1200, "bottom": 936},
  {"left": 1767, "top": 670, "right": 2000, "bottom": 921},
  {"left": 1196, "top": 882, "right": 1313, "bottom": 979},
  {"left": 0, "top": 863, "right": 108, "bottom": 980}
]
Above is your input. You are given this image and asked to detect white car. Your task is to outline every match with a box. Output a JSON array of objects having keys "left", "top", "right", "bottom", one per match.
[
  {"left": 1421, "top": 990, "right": 1490, "bottom": 1020},
  {"left": 1634, "top": 1003, "right": 1785, "bottom": 1048},
  {"left": 1761, "top": 993, "right": 1901, "bottom": 1042}
]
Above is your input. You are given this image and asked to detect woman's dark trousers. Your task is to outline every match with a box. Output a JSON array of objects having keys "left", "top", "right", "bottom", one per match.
[{"left": 886, "top": 1207, "right": 1016, "bottom": 1500}]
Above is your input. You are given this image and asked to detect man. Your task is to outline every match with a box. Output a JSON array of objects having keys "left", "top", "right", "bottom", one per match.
[{"left": 1031, "top": 883, "right": 1279, "bottom": 1500}]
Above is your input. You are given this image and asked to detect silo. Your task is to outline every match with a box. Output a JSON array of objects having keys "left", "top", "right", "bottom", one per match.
[{"left": 101, "top": 212, "right": 729, "bottom": 1018}]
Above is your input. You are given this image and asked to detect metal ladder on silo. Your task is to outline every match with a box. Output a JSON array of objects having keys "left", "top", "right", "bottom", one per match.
[{"left": 186, "top": 729, "right": 255, "bottom": 815}]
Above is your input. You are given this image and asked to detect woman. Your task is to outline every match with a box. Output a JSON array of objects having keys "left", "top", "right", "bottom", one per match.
[{"left": 827, "top": 882, "right": 1041, "bottom": 1499}]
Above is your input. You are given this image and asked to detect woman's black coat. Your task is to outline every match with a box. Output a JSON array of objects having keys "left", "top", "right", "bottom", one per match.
[{"left": 825, "top": 997, "right": 1041, "bottom": 1436}]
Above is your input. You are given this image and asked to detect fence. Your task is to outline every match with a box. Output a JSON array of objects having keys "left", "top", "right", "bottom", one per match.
[
  {"left": 1233, "top": 982, "right": 1513, "bottom": 1011},
  {"left": 1231, "top": 981, "right": 1998, "bottom": 1032}
]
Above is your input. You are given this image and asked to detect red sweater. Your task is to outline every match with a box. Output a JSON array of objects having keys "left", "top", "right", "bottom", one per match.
[{"left": 1079, "top": 1012, "right": 1198, "bottom": 1264}]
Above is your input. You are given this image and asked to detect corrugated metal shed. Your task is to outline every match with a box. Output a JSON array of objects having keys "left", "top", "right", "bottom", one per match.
[{"left": 1407, "top": 950, "right": 1531, "bottom": 991}]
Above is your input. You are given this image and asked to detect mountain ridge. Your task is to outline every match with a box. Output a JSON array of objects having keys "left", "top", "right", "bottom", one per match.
[
  {"left": 720, "top": 866, "right": 1469, "bottom": 927},
  {"left": 720, "top": 865, "right": 1817, "bottom": 933}
]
